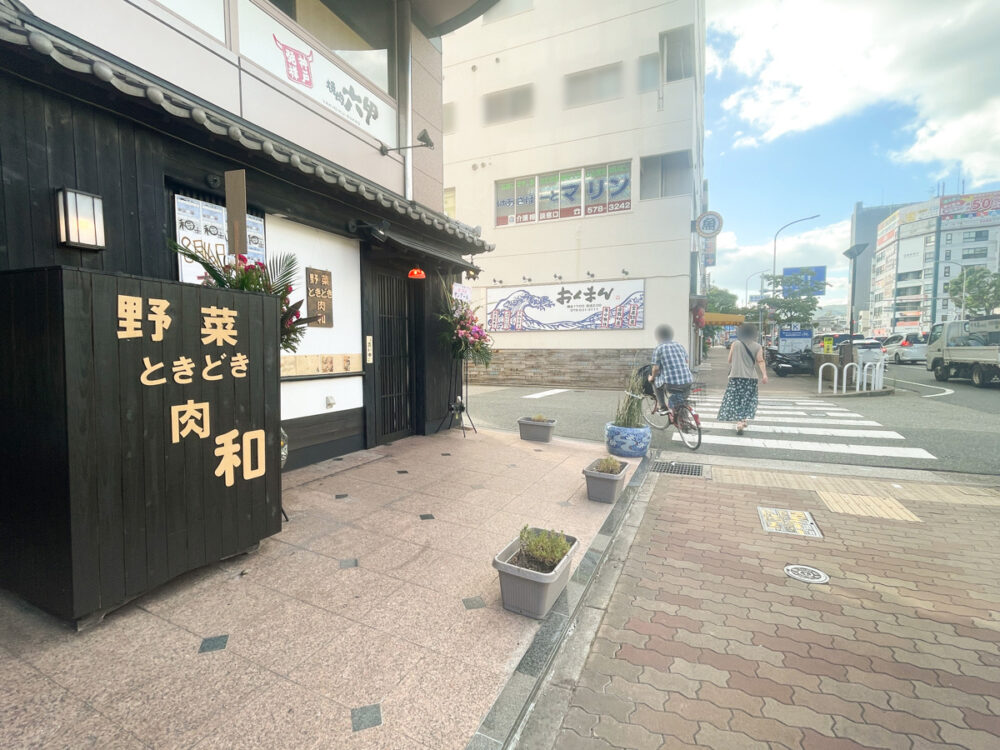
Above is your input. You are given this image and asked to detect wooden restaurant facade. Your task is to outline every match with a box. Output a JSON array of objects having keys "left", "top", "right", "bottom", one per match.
[{"left": 0, "top": 0, "right": 496, "bottom": 625}]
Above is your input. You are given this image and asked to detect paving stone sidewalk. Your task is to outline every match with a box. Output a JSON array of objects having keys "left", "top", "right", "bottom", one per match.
[{"left": 545, "top": 467, "right": 1000, "bottom": 750}]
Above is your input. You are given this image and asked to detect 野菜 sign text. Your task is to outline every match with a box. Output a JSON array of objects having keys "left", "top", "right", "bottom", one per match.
[
  {"left": 495, "top": 161, "right": 632, "bottom": 226},
  {"left": 306, "top": 267, "right": 333, "bottom": 328}
]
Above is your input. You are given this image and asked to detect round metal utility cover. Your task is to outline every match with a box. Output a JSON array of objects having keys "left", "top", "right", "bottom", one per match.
[{"left": 784, "top": 564, "right": 829, "bottom": 584}]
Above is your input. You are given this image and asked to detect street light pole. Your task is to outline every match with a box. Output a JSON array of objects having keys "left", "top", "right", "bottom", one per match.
[
  {"left": 770, "top": 214, "right": 820, "bottom": 344},
  {"left": 745, "top": 269, "right": 767, "bottom": 307}
]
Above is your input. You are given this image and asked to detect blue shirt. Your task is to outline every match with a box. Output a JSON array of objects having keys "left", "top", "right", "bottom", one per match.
[{"left": 653, "top": 341, "right": 693, "bottom": 388}]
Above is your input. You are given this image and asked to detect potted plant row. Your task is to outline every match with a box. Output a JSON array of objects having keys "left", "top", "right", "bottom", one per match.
[
  {"left": 583, "top": 456, "right": 629, "bottom": 503},
  {"left": 517, "top": 414, "right": 557, "bottom": 443},
  {"left": 493, "top": 526, "right": 578, "bottom": 619}
]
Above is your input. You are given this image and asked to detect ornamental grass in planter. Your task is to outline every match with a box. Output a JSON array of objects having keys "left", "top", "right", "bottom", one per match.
[
  {"left": 517, "top": 414, "right": 556, "bottom": 443},
  {"left": 492, "top": 526, "right": 579, "bottom": 619},
  {"left": 605, "top": 369, "right": 651, "bottom": 457},
  {"left": 583, "top": 456, "right": 630, "bottom": 503}
]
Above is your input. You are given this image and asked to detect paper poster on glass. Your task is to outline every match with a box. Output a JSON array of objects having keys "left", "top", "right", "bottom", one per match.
[
  {"left": 538, "top": 173, "right": 560, "bottom": 221},
  {"left": 585, "top": 165, "right": 607, "bottom": 216},
  {"left": 559, "top": 170, "right": 582, "bottom": 219},
  {"left": 174, "top": 195, "right": 267, "bottom": 285},
  {"left": 607, "top": 161, "right": 632, "bottom": 213},
  {"left": 486, "top": 279, "right": 644, "bottom": 332},
  {"left": 495, "top": 179, "right": 516, "bottom": 226},
  {"left": 515, "top": 177, "right": 536, "bottom": 223}
]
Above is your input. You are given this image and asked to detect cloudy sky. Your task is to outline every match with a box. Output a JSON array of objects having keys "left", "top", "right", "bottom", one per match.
[{"left": 704, "top": 0, "right": 1000, "bottom": 306}]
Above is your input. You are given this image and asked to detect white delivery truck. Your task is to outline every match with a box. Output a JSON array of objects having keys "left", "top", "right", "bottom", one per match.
[{"left": 925, "top": 316, "right": 1000, "bottom": 387}]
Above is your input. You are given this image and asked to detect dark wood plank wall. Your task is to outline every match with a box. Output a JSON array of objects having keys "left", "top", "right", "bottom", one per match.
[
  {"left": 0, "top": 267, "right": 282, "bottom": 622},
  {"left": 0, "top": 65, "right": 472, "bottom": 469}
]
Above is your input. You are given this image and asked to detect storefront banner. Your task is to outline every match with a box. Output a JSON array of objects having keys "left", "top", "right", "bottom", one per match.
[
  {"left": 486, "top": 279, "right": 644, "bottom": 332},
  {"left": 451, "top": 283, "right": 472, "bottom": 302},
  {"left": 537, "top": 172, "right": 560, "bottom": 221},
  {"left": 175, "top": 195, "right": 266, "bottom": 285},
  {"left": 898, "top": 198, "right": 940, "bottom": 224},
  {"left": 495, "top": 179, "right": 515, "bottom": 226},
  {"left": 559, "top": 170, "right": 582, "bottom": 219},
  {"left": 515, "top": 177, "right": 536, "bottom": 223},
  {"left": 584, "top": 165, "right": 607, "bottom": 216},
  {"left": 606, "top": 161, "right": 632, "bottom": 213},
  {"left": 237, "top": 0, "right": 396, "bottom": 146},
  {"left": 779, "top": 329, "right": 812, "bottom": 354},
  {"left": 941, "top": 190, "right": 1000, "bottom": 219}
]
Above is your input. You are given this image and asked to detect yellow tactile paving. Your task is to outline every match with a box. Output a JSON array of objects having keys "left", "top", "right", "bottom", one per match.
[
  {"left": 711, "top": 467, "right": 1000, "bottom": 508},
  {"left": 817, "top": 491, "right": 922, "bottom": 522}
]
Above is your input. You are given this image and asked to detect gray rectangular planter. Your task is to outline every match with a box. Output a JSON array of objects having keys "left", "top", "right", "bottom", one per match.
[
  {"left": 582, "top": 459, "right": 630, "bottom": 503},
  {"left": 517, "top": 417, "right": 556, "bottom": 442},
  {"left": 492, "top": 529, "right": 579, "bottom": 619}
]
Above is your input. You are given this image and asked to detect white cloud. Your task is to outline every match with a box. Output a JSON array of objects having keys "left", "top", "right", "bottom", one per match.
[
  {"left": 708, "top": 0, "right": 1000, "bottom": 183},
  {"left": 732, "top": 135, "right": 759, "bottom": 149},
  {"left": 709, "top": 219, "right": 851, "bottom": 306}
]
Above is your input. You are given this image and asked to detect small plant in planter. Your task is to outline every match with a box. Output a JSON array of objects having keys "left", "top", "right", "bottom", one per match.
[
  {"left": 517, "top": 413, "right": 557, "bottom": 443},
  {"left": 605, "top": 368, "right": 652, "bottom": 457},
  {"left": 583, "top": 455, "right": 630, "bottom": 503},
  {"left": 492, "top": 526, "right": 579, "bottom": 619}
]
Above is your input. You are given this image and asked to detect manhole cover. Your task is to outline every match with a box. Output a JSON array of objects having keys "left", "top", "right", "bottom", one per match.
[
  {"left": 784, "top": 565, "right": 829, "bottom": 584},
  {"left": 651, "top": 461, "right": 703, "bottom": 476}
]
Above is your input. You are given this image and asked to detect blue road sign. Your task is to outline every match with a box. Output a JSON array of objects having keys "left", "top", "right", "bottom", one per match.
[{"left": 782, "top": 266, "right": 827, "bottom": 297}]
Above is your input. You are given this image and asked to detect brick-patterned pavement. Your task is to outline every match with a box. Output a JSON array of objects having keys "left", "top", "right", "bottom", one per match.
[{"left": 551, "top": 471, "right": 1000, "bottom": 750}]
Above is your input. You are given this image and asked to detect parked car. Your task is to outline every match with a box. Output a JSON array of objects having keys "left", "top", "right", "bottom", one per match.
[
  {"left": 883, "top": 332, "right": 928, "bottom": 364},
  {"left": 838, "top": 338, "right": 886, "bottom": 366},
  {"left": 811, "top": 332, "right": 864, "bottom": 353},
  {"left": 926, "top": 317, "right": 1000, "bottom": 386}
]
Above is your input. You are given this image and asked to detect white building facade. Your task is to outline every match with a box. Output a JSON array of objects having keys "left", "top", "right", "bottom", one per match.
[
  {"left": 871, "top": 191, "right": 1000, "bottom": 335},
  {"left": 443, "top": 0, "right": 707, "bottom": 387}
]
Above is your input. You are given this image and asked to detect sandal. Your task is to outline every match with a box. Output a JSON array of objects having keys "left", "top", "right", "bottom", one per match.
[{"left": 736, "top": 422, "right": 745, "bottom": 435}]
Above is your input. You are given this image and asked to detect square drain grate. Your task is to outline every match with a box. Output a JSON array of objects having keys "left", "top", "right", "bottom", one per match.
[{"left": 651, "top": 461, "right": 704, "bottom": 476}]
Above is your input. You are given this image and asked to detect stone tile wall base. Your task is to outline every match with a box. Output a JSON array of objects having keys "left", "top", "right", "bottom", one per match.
[{"left": 471, "top": 349, "right": 648, "bottom": 389}]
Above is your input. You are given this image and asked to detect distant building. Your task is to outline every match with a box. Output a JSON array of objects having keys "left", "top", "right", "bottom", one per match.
[
  {"left": 443, "top": 0, "right": 708, "bottom": 386},
  {"left": 870, "top": 192, "right": 1000, "bottom": 335},
  {"left": 849, "top": 201, "right": 908, "bottom": 316},
  {"left": 812, "top": 312, "right": 846, "bottom": 333}
]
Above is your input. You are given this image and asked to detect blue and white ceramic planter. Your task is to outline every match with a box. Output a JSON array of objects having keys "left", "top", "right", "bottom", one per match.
[{"left": 605, "top": 422, "right": 651, "bottom": 458}]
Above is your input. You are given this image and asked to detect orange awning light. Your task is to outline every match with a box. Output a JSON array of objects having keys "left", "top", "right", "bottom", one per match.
[
  {"left": 408, "top": 267, "right": 426, "bottom": 279},
  {"left": 703, "top": 312, "right": 745, "bottom": 325}
]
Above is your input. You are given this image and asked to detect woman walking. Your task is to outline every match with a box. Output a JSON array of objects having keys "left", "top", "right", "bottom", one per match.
[{"left": 718, "top": 323, "right": 768, "bottom": 434}]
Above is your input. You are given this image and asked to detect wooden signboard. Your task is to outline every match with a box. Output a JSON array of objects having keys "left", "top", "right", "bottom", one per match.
[
  {"left": 306, "top": 267, "right": 333, "bottom": 327},
  {"left": 0, "top": 267, "right": 282, "bottom": 625}
]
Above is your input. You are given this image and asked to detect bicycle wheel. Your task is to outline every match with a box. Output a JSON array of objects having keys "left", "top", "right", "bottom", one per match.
[
  {"left": 674, "top": 404, "right": 702, "bottom": 450},
  {"left": 641, "top": 395, "right": 671, "bottom": 430}
]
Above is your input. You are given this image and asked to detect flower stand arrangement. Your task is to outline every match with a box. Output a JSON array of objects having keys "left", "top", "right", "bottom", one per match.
[
  {"left": 517, "top": 414, "right": 556, "bottom": 442},
  {"left": 605, "top": 368, "right": 651, "bottom": 457},
  {"left": 583, "top": 456, "right": 630, "bottom": 503},
  {"left": 493, "top": 526, "right": 579, "bottom": 619}
]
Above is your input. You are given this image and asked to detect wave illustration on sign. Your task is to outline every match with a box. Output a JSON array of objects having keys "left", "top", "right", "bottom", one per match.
[{"left": 487, "top": 285, "right": 644, "bottom": 332}]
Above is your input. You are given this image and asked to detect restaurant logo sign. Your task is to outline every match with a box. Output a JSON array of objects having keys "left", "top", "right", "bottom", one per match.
[
  {"left": 273, "top": 35, "right": 315, "bottom": 89},
  {"left": 486, "top": 279, "right": 644, "bottom": 332}
]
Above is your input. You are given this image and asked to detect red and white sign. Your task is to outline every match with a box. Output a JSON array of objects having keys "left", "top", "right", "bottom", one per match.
[
  {"left": 941, "top": 190, "right": 1000, "bottom": 218},
  {"left": 273, "top": 35, "right": 314, "bottom": 88}
]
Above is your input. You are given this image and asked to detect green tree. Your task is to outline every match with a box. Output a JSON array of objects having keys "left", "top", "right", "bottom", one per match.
[
  {"left": 706, "top": 285, "right": 739, "bottom": 315},
  {"left": 947, "top": 267, "right": 1000, "bottom": 317},
  {"left": 759, "top": 272, "right": 827, "bottom": 326}
]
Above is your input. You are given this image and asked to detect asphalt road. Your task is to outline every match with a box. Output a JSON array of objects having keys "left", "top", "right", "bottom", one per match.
[{"left": 468, "top": 349, "right": 1000, "bottom": 477}]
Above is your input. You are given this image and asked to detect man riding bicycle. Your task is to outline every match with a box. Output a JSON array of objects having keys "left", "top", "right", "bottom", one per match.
[{"left": 649, "top": 324, "right": 693, "bottom": 415}]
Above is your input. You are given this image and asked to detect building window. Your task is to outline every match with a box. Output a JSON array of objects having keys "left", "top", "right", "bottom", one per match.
[
  {"left": 963, "top": 230, "right": 989, "bottom": 242},
  {"left": 483, "top": 84, "right": 534, "bottom": 124},
  {"left": 924, "top": 234, "right": 935, "bottom": 246},
  {"left": 942, "top": 299, "right": 948, "bottom": 309},
  {"left": 483, "top": 0, "right": 533, "bottom": 23},
  {"left": 640, "top": 151, "right": 693, "bottom": 199},
  {"left": 963, "top": 246, "right": 989, "bottom": 259},
  {"left": 896, "top": 270, "right": 921, "bottom": 282},
  {"left": 638, "top": 53, "right": 660, "bottom": 93},
  {"left": 945, "top": 249, "right": 951, "bottom": 260},
  {"left": 443, "top": 187, "right": 455, "bottom": 219},
  {"left": 941, "top": 314, "right": 948, "bottom": 321},
  {"left": 265, "top": 0, "right": 395, "bottom": 95},
  {"left": 660, "top": 25, "right": 695, "bottom": 82},
  {"left": 564, "top": 62, "right": 623, "bottom": 108},
  {"left": 944, "top": 265, "right": 951, "bottom": 278},
  {"left": 443, "top": 102, "right": 456, "bottom": 134},
  {"left": 945, "top": 233, "right": 952, "bottom": 244}
]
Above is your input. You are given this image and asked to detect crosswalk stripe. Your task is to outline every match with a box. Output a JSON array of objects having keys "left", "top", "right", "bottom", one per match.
[
  {"left": 673, "top": 433, "right": 936, "bottom": 459},
  {"left": 522, "top": 388, "right": 568, "bottom": 399},
  {"left": 704, "top": 415, "right": 883, "bottom": 426},
  {"left": 696, "top": 408, "right": 865, "bottom": 418},
  {"left": 696, "top": 422, "right": 904, "bottom": 439}
]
